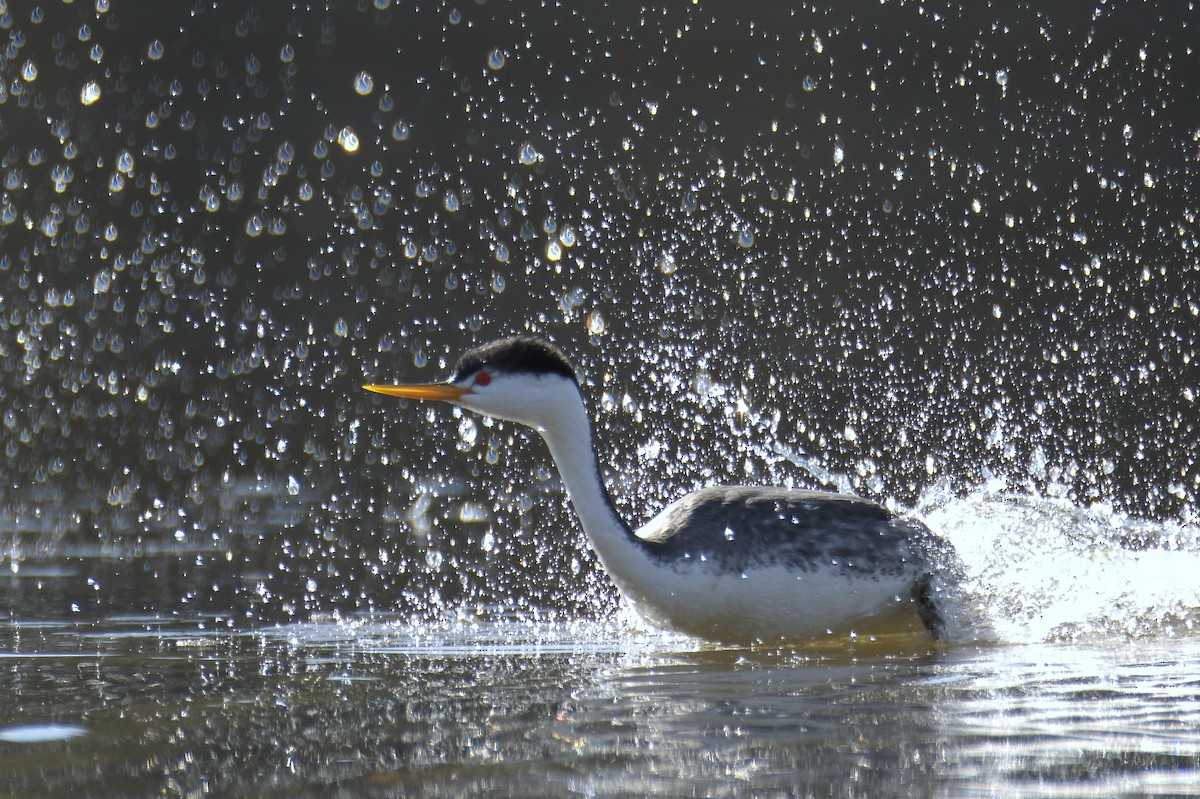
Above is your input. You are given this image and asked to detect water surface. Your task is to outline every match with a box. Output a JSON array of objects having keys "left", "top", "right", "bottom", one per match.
[
  {"left": 4, "top": 485, "right": 1200, "bottom": 797},
  {"left": 3, "top": 607, "right": 1199, "bottom": 797}
]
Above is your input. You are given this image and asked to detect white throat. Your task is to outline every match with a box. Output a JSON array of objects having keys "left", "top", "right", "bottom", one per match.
[
  {"left": 459, "top": 371, "right": 653, "bottom": 599},
  {"left": 523, "top": 383, "right": 649, "bottom": 587}
]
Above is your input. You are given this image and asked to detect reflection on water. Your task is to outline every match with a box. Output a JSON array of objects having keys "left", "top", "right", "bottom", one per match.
[{"left": 1, "top": 614, "right": 1197, "bottom": 797}]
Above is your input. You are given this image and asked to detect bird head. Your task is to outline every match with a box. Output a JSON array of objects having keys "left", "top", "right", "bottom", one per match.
[{"left": 363, "top": 336, "right": 583, "bottom": 432}]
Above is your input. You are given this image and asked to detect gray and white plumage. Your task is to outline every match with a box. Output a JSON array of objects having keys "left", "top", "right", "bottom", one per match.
[{"left": 365, "top": 336, "right": 957, "bottom": 644}]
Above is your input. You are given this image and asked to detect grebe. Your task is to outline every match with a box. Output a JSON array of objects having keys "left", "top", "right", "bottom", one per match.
[{"left": 364, "top": 336, "right": 955, "bottom": 643}]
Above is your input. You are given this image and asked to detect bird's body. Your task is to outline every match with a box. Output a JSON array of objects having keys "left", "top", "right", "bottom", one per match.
[
  {"left": 626, "top": 486, "right": 948, "bottom": 640},
  {"left": 365, "top": 336, "right": 955, "bottom": 644}
]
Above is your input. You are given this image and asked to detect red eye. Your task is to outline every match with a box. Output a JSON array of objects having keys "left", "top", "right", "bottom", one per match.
[{"left": 474, "top": 371, "right": 491, "bottom": 386}]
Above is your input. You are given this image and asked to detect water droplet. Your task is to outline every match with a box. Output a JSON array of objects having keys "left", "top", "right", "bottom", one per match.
[
  {"left": 80, "top": 80, "right": 102, "bottom": 105},
  {"left": 443, "top": 192, "right": 459, "bottom": 212},
  {"left": 658, "top": 252, "right": 677, "bottom": 274},
  {"left": 518, "top": 142, "right": 542, "bottom": 165},
  {"left": 21, "top": 61, "right": 37, "bottom": 82},
  {"left": 333, "top": 318, "right": 349, "bottom": 338},
  {"left": 491, "top": 273, "right": 506, "bottom": 292},
  {"left": 545, "top": 240, "right": 562, "bottom": 261},
  {"left": 586, "top": 310, "right": 606, "bottom": 336},
  {"left": 559, "top": 226, "right": 577, "bottom": 247},
  {"left": 116, "top": 150, "right": 134, "bottom": 174},
  {"left": 724, "top": 526, "right": 736, "bottom": 541},
  {"left": 458, "top": 417, "right": 478, "bottom": 448},
  {"left": 737, "top": 228, "right": 755, "bottom": 248},
  {"left": 391, "top": 120, "right": 411, "bottom": 141},
  {"left": 354, "top": 71, "right": 374, "bottom": 95},
  {"left": 337, "top": 127, "right": 359, "bottom": 153},
  {"left": 494, "top": 243, "right": 509, "bottom": 262},
  {"left": 487, "top": 48, "right": 507, "bottom": 70},
  {"left": 802, "top": 75, "right": 815, "bottom": 92},
  {"left": 287, "top": 476, "right": 301, "bottom": 496},
  {"left": 279, "top": 43, "right": 295, "bottom": 63},
  {"left": 147, "top": 40, "right": 164, "bottom": 60},
  {"left": 832, "top": 143, "right": 845, "bottom": 165},
  {"left": 995, "top": 69, "right": 1009, "bottom": 88}
]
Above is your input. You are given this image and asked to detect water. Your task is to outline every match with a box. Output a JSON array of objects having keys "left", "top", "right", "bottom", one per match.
[
  {"left": 2, "top": 1, "right": 1199, "bottom": 794},
  {"left": 2, "top": 490, "right": 1198, "bottom": 795},
  {"left": 3, "top": 610, "right": 1200, "bottom": 796}
]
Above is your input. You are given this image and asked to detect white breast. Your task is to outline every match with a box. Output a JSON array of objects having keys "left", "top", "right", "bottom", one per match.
[{"left": 608, "top": 556, "right": 916, "bottom": 643}]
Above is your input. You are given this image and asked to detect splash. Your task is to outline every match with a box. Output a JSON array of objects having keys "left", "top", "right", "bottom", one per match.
[{"left": 918, "top": 484, "right": 1200, "bottom": 644}]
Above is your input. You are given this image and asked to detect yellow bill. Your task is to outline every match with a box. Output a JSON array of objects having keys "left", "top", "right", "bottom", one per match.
[{"left": 362, "top": 383, "right": 471, "bottom": 401}]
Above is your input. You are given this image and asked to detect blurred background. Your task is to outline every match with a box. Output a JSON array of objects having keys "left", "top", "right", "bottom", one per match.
[{"left": 1, "top": 0, "right": 1196, "bottom": 624}]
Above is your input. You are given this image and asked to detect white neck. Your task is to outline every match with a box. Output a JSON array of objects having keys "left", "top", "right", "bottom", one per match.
[{"left": 533, "top": 389, "right": 648, "bottom": 582}]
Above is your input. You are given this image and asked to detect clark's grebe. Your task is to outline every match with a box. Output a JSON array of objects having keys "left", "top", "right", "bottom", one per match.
[{"left": 365, "top": 336, "right": 955, "bottom": 643}]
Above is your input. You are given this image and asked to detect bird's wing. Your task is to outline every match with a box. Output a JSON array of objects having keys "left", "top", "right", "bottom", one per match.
[{"left": 637, "top": 486, "right": 942, "bottom": 576}]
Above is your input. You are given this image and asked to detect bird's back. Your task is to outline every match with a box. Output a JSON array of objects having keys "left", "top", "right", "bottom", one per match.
[{"left": 636, "top": 485, "right": 949, "bottom": 578}]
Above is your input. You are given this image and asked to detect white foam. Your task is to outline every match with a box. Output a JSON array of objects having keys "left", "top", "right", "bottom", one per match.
[{"left": 919, "top": 486, "right": 1200, "bottom": 643}]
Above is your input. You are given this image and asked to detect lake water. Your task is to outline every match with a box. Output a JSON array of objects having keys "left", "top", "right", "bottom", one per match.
[
  {"left": 3, "top": 485, "right": 1199, "bottom": 796},
  {"left": 4, "top": 610, "right": 1199, "bottom": 797}
]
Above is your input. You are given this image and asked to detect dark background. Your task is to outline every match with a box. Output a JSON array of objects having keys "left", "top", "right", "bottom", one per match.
[{"left": 1, "top": 0, "right": 1196, "bottom": 620}]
